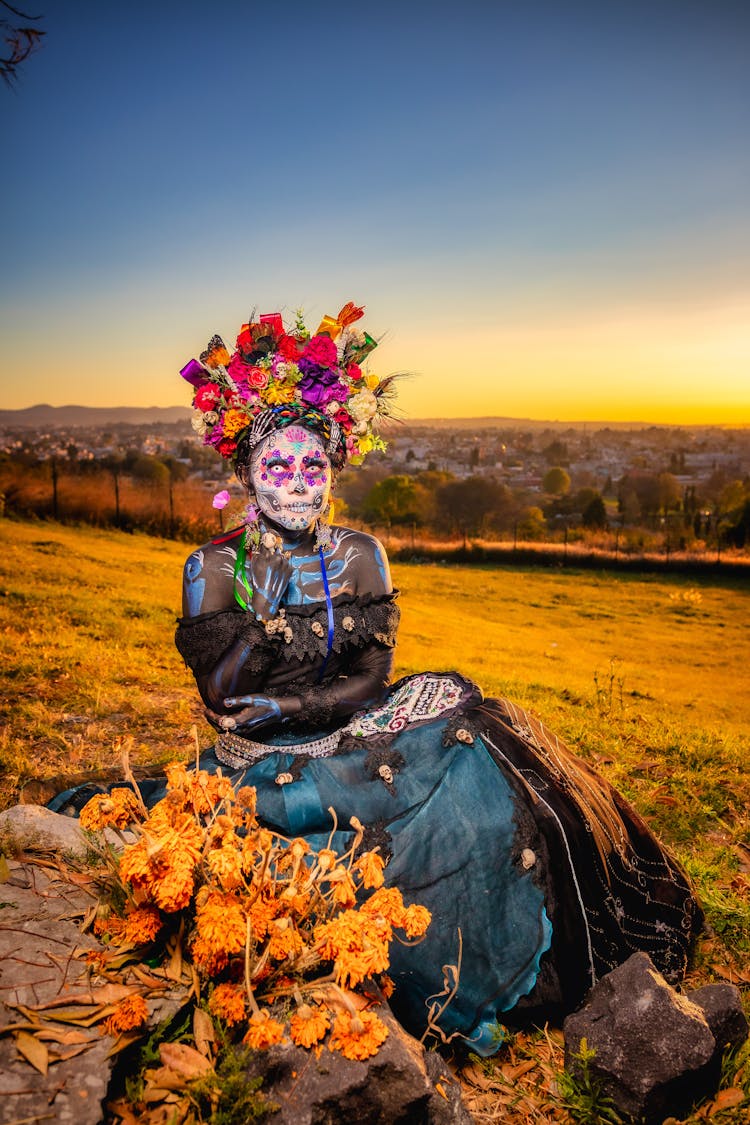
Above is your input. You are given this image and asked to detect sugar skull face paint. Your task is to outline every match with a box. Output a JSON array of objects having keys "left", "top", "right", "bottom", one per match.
[{"left": 250, "top": 427, "right": 331, "bottom": 533}]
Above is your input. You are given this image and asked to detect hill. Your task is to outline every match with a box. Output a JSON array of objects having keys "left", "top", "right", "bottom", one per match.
[{"left": 0, "top": 404, "right": 192, "bottom": 427}]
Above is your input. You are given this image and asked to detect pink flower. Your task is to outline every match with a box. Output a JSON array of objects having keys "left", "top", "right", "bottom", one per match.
[
  {"left": 212, "top": 490, "right": 231, "bottom": 510},
  {"left": 227, "top": 352, "right": 255, "bottom": 383},
  {"left": 246, "top": 366, "right": 269, "bottom": 390},
  {"left": 302, "top": 334, "right": 338, "bottom": 369},
  {"left": 347, "top": 363, "right": 363, "bottom": 381}
]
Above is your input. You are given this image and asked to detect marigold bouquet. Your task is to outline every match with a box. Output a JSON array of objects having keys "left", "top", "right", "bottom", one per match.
[{"left": 80, "top": 762, "right": 430, "bottom": 1062}]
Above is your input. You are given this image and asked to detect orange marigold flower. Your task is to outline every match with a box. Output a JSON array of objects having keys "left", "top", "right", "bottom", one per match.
[
  {"left": 122, "top": 904, "right": 163, "bottom": 944},
  {"left": 290, "top": 837, "right": 310, "bottom": 859},
  {"left": 222, "top": 408, "right": 250, "bottom": 440},
  {"left": 191, "top": 933, "right": 229, "bottom": 976},
  {"left": 93, "top": 911, "right": 125, "bottom": 940},
  {"left": 248, "top": 894, "right": 279, "bottom": 941},
  {"left": 289, "top": 1004, "right": 330, "bottom": 1048},
  {"left": 152, "top": 855, "right": 196, "bottom": 912},
  {"left": 80, "top": 787, "right": 141, "bottom": 832},
  {"left": 242, "top": 1009, "right": 285, "bottom": 1049},
  {"left": 378, "top": 973, "right": 395, "bottom": 999},
  {"left": 330, "top": 869, "right": 357, "bottom": 908},
  {"left": 403, "top": 903, "right": 432, "bottom": 939},
  {"left": 164, "top": 761, "right": 191, "bottom": 794},
  {"left": 104, "top": 994, "right": 149, "bottom": 1036},
  {"left": 208, "top": 983, "right": 247, "bottom": 1026},
  {"left": 361, "top": 886, "right": 406, "bottom": 927},
  {"left": 316, "top": 848, "right": 337, "bottom": 873},
  {"left": 315, "top": 910, "right": 390, "bottom": 989},
  {"left": 236, "top": 785, "right": 257, "bottom": 812},
  {"left": 354, "top": 850, "right": 385, "bottom": 889},
  {"left": 207, "top": 843, "right": 244, "bottom": 891},
  {"left": 267, "top": 918, "right": 303, "bottom": 961},
  {"left": 196, "top": 889, "right": 246, "bottom": 955},
  {"left": 329, "top": 1009, "right": 388, "bottom": 1061}
]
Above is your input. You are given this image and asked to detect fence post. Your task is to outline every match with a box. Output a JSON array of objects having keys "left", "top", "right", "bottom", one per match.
[{"left": 51, "top": 458, "right": 59, "bottom": 520}]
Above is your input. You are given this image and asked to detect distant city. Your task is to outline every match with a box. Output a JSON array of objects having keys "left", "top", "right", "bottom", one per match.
[{"left": 1, "top": 405, "right": 749, "bottom": 550}]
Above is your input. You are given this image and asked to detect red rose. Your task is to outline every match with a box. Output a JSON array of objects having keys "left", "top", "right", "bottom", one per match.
[
  {"left": 347, "top": 363, "right": 363, "bottom": 381},
  {"left": 194, "top": 383, "right": 221, "bottom": 410},
  {"left": 334, "top": 407, "right": 353, "bottom": 432},
  {"left": 302, "top": 334, "right": 338, "bottom": 368},
  {"left": 277, "top": 334, "right": 301, "bottom": 361}
]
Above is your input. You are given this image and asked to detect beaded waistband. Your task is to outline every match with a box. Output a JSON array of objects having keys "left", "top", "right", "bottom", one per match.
[{"left": 216, "top": 727, "right": 344, "bottom": 769}]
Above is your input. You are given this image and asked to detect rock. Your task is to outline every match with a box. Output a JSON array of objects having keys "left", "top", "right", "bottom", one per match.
[
  {"left": 688, "top": 983, "right": 749, "bottom": 1053},
  {"left": 250, "top": 1005, "right": 472, "bottom": 1124},
  {"left": 0, "top": 856, "right": 115, "bottom": 1125},
  {"left": 0, "top": 803, "right": 130, "bottom": 855},
  {"left": 563, "top": 952, "right": 717, "bottom": 1123}
]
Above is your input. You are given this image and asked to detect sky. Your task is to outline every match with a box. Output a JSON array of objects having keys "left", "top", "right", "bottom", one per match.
[{"left": 1, "top": 0, "right": 749, "bottom": 424}]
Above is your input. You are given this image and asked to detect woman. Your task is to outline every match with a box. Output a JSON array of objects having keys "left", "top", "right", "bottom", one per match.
[{"left": 55, "top": 303, "right": 703, "bottom": 1052}]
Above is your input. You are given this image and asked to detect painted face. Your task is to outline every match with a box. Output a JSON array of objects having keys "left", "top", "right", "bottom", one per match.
[{"left": 250, "top": 426, "right": 332, "bottom": 533}]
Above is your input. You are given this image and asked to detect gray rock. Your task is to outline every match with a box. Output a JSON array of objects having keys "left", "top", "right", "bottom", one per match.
[
  {"left": 688, "top": 982, "right": 749, "bottom": 1053},
  {"left": 0, "top": 857, "right": 114, "bottom": 1125},
  {"left": 0, "top": 803, "right": 131, "bottom": 856},
  {"left": 250, "top": 1004, "right": 472, "bottom": 1124},
  {"left": 563, "top": 952, "right": 717, "bottom": 1123}
]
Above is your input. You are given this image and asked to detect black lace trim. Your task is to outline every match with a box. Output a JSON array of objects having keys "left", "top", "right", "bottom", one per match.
[
  {"left": 350, "top": 819, "right": 394, "bottom": 864},
  {"left": 174, "top": 610, "right": 274, "bottom": 677},
  {"left": 174, "top": 591, "right": 399, "bottom": 675},
  {"left": 278, "top": 593, "right": 400, "bottom": 664}
]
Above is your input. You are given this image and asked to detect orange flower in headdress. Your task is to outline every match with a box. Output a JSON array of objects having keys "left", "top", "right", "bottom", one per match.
[{"left": 104, "top": 994, "right": 149, "bottom": 1036}]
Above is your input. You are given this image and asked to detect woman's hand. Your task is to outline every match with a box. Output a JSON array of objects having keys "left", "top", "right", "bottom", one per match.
[
  {"left": 206, "top": 693, "right": 283, "bottom": 736},
  {"left": 249, "top": 533, "right": 294, "bottom": 621}
]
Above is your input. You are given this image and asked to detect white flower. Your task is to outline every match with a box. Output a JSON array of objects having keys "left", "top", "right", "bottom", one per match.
[
  {"left": 191, "top": 410, "right": 208, "bottom": 435},
  {"left": 204, "top": 410, "right": 218, "bottom": 424},
  {"left": 348, "top": 389, "right": 377, "bottom": 423}
]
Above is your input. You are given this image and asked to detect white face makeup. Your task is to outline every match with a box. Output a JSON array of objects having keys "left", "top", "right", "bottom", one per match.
[{"left": 250, "top": 426, "right": 332, "bottom": 533}]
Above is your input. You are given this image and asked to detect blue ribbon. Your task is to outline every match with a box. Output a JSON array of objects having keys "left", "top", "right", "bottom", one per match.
[{"left": 317, "top": 545, "right": 334, "bottom": 683}]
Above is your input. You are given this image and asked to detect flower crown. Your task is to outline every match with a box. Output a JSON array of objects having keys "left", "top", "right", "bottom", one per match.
[{"left": 180, "top": 302, "right": 398, "bottom": 467}]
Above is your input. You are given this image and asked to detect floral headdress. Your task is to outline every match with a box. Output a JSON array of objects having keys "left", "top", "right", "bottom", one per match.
[{"left": 180, "top": 302, "right": 398, "bottom": 468}]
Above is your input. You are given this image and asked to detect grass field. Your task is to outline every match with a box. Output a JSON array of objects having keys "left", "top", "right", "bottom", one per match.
[{"left": 1, "top": 518, "right": 748, "bottom": 1120}]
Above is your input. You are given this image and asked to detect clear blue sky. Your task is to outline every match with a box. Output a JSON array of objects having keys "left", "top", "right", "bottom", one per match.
[{"left": 2, "top": 0, "right": 748, "bottom": 422}]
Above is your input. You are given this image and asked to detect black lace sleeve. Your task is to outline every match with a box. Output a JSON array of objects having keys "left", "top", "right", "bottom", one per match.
[{"left": 174, "top": 609, "right": 275, "bottom": 678}]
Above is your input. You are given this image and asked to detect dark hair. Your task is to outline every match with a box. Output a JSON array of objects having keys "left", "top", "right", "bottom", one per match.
[{"left": 234, "top": 403, "right": 348, "bottom": 475}]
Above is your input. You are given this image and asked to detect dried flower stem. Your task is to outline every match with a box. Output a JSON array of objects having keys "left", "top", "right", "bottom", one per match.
[{"left": 244, "top": 915, "right": 261, "bottom": 1015}]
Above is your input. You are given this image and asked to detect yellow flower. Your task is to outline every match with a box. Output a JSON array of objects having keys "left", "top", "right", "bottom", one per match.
[
  {"left": 122, "top": 905, "right": 163, "bottom": 944},
  {"left": 80, "top": 787, "right": 141, "bottom": 831},
  {"left": 104, "top": 994, "right": 149, "bottom": 1036},
  {"left": 208, "top": 983, "right": 247, "bottom": 1027},
  {"left": 354, "top": 850, "right": 385, "bottom": 889},
  {"left": 289, "top": 1004, "right": 330, "bottom": 1048},
  {"left": 403, "top": 903, "right": 432, "bottom": 938},
  {"left": 242, "top": 1009, "right": 285, "bottom": 1049},
  {"left": 364, "top": 374, "right": 380, "bottom": 390},
  {"left": 261, "top": 381, "right": 296, "bottom": 405},
  {"left": 329, "top": 1009, "right": 388, "bottom": 1060}
]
